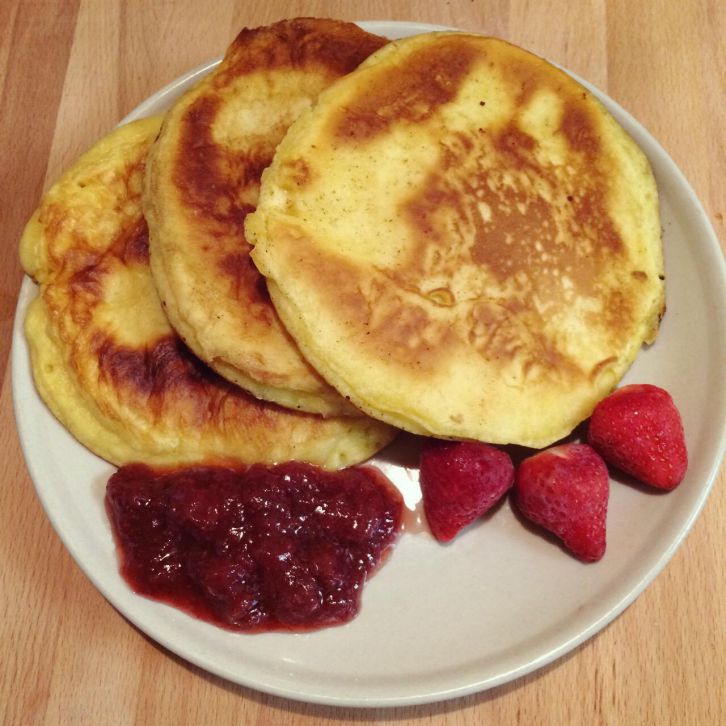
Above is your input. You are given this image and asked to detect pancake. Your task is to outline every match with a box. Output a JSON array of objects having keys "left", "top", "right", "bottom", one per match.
[
  {"left": 19, "top": 117, "right": 396, "bottom": 468},
  {"left": 144, "top": 18, "right": 387, "bottom": 416},
  {"left": 246, "top": 32, "right": 665, "bottom": 448}
]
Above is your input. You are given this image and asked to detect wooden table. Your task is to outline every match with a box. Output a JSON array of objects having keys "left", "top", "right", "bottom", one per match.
[{"left": 2, "top": 2, "right": 723, "bottom": 724}]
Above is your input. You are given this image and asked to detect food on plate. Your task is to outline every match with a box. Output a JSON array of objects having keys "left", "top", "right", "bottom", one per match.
[
  {"left": 514, "top": 443, "right": 609, "bottom": 561},
  {"left": 247, "top": 31, "right": 665, "bottom": 448},
  {"left": 18, "top": 16, "right": 685, "bottom": 648},
  {"left": 106, "top": 461, "right": 403, "bottom": 630},
  {"left": 144, "top": 18, "right": 387, "bottom": 416},
  {"left": 588, "top": 384, "right": 688, "bottom": 489},
  {"left": 419, "top": 440, "right": 514, "bottom": 542},
  {"left": 19, "top": 118, "right": 395, "bottom": 468}
]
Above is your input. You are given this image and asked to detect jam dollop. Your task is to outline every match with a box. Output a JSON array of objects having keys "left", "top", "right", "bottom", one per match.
[{"left": 106, "top": 462, "right": 403, "bottom": 631}]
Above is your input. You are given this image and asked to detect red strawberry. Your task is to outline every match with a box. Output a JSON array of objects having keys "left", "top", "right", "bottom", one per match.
[
  {"left": 419, "top": 440, "right": 514, "bottom": 542},
  {"left": 514, "top": 443, "right": 609, "bottom": 562},
  {"left": 588, "top": 384, "right": 687, "bottom": 490}
]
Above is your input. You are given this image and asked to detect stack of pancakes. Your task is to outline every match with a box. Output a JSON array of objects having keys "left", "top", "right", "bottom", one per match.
[{"left": 20, "top": 19, "right": 665, "bottom": 470}]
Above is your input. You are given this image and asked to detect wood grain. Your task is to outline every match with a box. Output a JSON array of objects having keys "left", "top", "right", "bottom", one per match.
[{"left": 1, "top": 2, "right": 723, "bottom": 724}]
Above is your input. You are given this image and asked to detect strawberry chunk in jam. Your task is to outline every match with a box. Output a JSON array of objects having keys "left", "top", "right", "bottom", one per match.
[{"left": 106, "top": 462, "right": 403, "bottom": 631}]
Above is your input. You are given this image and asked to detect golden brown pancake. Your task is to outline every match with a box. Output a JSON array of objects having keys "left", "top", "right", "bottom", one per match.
[
  {"left": 19, "top": 117, "right": 396, "bottom": 468},
  {"left": 144, "top": 18, "right": 387, "bottom": 416},
  {"left": 247, "top": 32, "right": 665, "bottom": 448}
]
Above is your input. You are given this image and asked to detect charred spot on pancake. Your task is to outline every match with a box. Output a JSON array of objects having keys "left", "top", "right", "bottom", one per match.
[
  {"left": 118, "top": 217, "right": 150, "bottom": 265},
  {"left": 93, "top": 327, "right": 337, "bottom": 433},
  {"left": 218, "top": 19, "right": 387, "bottom": 83},
  {"left": 219, "top": 251, "right": 273, "bottom": 312},
  {"left": 68, "top": 260, "right": 104, "bottom": 297},
  {"left": 97, "top": 334, "right": 200, "bottom": 398},
  {"left": 67, "top": 214, "right": 149, "bottom": 310},
  {"left": 333, "top": 39, "right": 478, "bottom": 143},
  {"left": 174, "top": 95, "right": 262, "bottom": 230},
  {"left": 560, "top": 101, "right": 600, "bottom": 156},
  {"left": 66, "top": 262, "right": 105, "bottom": 330},
  {"left": 495, "top": 122, "right": 537, "bottom": 160},
  {"left": 95, "top": 333, "right": 269, "bottom": 419}
]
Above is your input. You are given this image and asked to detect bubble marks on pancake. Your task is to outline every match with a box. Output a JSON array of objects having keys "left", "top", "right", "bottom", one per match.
[{"left": 332, "top": 39, "right": 479, "bottom": 143}]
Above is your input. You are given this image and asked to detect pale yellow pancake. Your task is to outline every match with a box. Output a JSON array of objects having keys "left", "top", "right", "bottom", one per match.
[
  {"left": 19, "top": 117, "right": 396, "bottom": 468},
  {"left": 144, "top": 18, "right": 387, "bottom": 416},
  {"left": 247, "top": 32, "right": 665, "bottom": 448}
]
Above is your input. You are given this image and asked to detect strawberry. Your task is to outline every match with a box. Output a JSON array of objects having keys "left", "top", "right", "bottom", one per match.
[
  {"left": 419, "top": 440, "right": 514, "bottom": 542},
  {"left": 514, "top": 443, "right": 609, "bottom": 562},
  {"left": 588, "top": 384, "right": 687, "bottom": 490}
]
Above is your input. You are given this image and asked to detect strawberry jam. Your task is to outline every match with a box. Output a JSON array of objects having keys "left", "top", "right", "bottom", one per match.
[{"left": 106, "top": 462, "right": 403, "bottom": 631}]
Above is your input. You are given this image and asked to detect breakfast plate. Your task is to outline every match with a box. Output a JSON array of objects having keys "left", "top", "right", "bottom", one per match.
[{"left": 11, "top": 20, "right": 726, "bottom": 707}]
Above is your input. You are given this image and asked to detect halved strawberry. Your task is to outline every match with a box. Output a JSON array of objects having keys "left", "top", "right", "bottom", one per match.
[
  {"left": 419, "top": 440, "right": 514, "bottom": 542},
  {"left": 514, "top": 443, "right": 609, "bottom": 562},
  {"left": 588, "top": 384, "right": 687, "bottom": 490}
]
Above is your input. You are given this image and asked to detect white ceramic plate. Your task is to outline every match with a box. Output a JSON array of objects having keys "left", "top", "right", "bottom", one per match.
[{"left": 12, "top": 21, "right": 726, "bottom": 707}]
